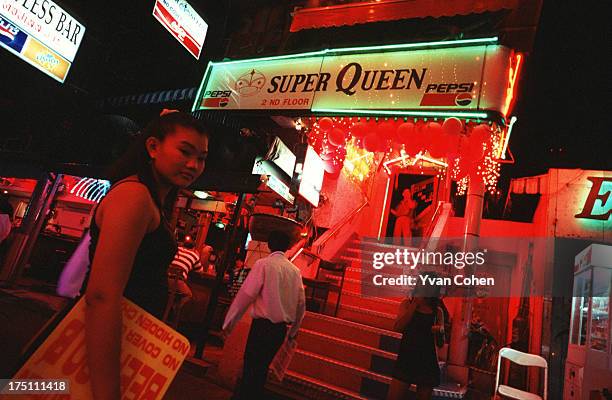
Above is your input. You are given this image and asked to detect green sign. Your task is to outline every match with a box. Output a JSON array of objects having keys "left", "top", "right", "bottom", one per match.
[{"left": 194, "top": 37, "right": 513, "bottom": 116}]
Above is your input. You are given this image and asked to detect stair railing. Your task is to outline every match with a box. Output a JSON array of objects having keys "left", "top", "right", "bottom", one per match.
[
  {"left": 424, "top": 202, "right": 453, "bottom": 252},
  {"left": 423, "top": 201, "right": 444, "bottom": 238},
  {"left": 289, "top": 200, "right": 368, "bottom": 279},
  {"left": 288, "top": 237, "right": 309, "bottom": 262},
  {"left": 314, "top": 199, "right": 369, "bottom": 258}
]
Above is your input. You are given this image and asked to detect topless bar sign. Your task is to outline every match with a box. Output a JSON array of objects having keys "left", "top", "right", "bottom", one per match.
[
  {"left": 0, "top": 0, "right": 84, "bottom": 82},
  {"left": 194, "top": 43, "right": 513, "bottom": 113}
]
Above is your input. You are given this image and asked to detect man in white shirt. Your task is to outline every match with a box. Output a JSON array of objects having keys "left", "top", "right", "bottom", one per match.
[{"left": 222, "top": 230, "right": 306, "bottom": 400}]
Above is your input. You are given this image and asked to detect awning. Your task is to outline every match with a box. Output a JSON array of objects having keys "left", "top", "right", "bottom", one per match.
[
  {"left": 290, "top": 0, "right": 518, "bottom": 32},
  {"left": 99, "top": 87, "right": 198, "bottom": 109}
]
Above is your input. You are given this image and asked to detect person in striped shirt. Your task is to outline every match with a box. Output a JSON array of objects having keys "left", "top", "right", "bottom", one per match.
[{"left": 167, "top": 241, "right": 205, "bottom": 309}]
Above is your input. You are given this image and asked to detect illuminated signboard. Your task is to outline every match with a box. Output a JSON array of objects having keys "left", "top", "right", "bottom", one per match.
[
  {"left": 153, "top": 0, "right": 208, "bottom": 59},
  {"left": 265, "top": 137, "right": 296, "bottom": 178},
  {"left": 548, "top": 169, "right": 611, "bottom": 240},
  {"left": 267, "top": 174, "right": 294, "bottom": 204},
  {"left": 298, "top": 146, "right": 325, "bottom": 207},
  {"left": 0, "top": 0, "right": 85, "bottom": 82},
  {"left": 194, "top": 37, "right": 515, "bottom": 116},
  {"left": 575, "top": 177, "right": 612, "bottom": 221},
  {"left": 252, "top": 156, "right": 295, "bottom": 205}
]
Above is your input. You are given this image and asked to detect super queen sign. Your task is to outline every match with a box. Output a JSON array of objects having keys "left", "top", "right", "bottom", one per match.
[
  {"left": 153, "top": 0, "right": 208, "bottom": 59},
  {"left": 194, "top": 43, "right": 514, "bottom": 113}
]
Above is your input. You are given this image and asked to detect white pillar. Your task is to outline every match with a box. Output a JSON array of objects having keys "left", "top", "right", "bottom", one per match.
[{"left": 448, "top": 176, "right": 485, "bottom": 385}]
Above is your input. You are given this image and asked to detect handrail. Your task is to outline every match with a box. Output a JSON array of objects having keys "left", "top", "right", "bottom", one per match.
[
  {"left": 425, "top": 202, "right": 453, "bottom": 252},
  {"left": 423, "top": 201, "right": 444, "bottom": 238},
  {"left": 287, "top": 237, "right": 308, "bottom": 262},
  {"left": 315, "top": 199, "right": 369, "bottom": 255}
]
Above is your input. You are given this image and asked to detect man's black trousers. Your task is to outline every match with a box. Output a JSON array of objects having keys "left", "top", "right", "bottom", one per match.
[{"left": 235, "top": 318, "right": 287, "bottom": 400}]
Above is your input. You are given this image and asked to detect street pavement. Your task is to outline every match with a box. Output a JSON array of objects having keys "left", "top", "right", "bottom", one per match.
[{"left": 0, "top": 282, "right": 288, "bottom": 400}]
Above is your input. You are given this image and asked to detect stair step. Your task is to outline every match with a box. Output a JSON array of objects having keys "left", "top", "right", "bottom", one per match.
[
  {"left": 344, "top": 265, "right": 411, "bottom": 277},
  {"left": 342, "top": 288, "right": 401, "bottom": 306},
  {"left": 301, "top": 312, "right": 401, "bottom": 353},
  {"left": 350, "top": 240, "right": 420, "bottom": 251},
  {"left": 298, "top": 328, "right": 396, "bottom": 375},
  {"left": 342, "top": 277, "right": 405, "bottom": 299},
  {"left": 340, "top": 255, "right": 426, "bottom": 274},
  {"left": 289, "top": 349, "right": 392, "bottom": 394},
  {"left": 344, "top": 247, "right": 423, "bottom": 258},
  {"left": 341, "top": 291, "right": 401, "bottom": 315},
  {"left": 428, "top": 382, "right": 468, "bottom": 399},
  {"left": 342, "top": 279, "right": 401, "bottom": 300},
  {"left": 337, "top": 304, "right": 396, "bottom": 331},
  {"left": 288, "top": 350, "right": 464, "bottom": 399},
  {"left": 341, "top": 255, "right": 408, "bottom": 270},
  {"left": 268, "top": 370, "right": 369, "bottom": 400},
  {"left": 271, "top": 372, "right": 466, "bottom": 400}
]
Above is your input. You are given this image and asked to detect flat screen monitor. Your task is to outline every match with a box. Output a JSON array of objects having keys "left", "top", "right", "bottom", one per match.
[
  {"left": 298, "top": 146, "right": 325, "bottom": 207},
  {"left": 265, "top": 137, "right": 296, "bottom": 178}
]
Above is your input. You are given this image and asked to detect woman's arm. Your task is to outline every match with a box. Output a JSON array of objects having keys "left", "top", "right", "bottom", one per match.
[
  {"left": 393, "top": 298, "right": 417, "bottom": 332},
  {"left": 85, "top": 184, "right": 155, "bottom": 400}
]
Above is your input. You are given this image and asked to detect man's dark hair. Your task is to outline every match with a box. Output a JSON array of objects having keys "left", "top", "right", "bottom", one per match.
[
  {"left": 182, "top": 241, "right": 195, "bottom": 249},
  {"left": 0, "top": 197, "right": 13, "bottom": 221},
  {"left": 268, "top": 230, "right": 290, "bottom": 252}
]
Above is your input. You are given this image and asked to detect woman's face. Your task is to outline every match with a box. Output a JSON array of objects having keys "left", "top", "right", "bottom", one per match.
[
  {"left": 403, "top": 189, "right": 411, "bottom": 199},
  {"left": 148, "top": 126, "right": 208, "bottom": 187}
]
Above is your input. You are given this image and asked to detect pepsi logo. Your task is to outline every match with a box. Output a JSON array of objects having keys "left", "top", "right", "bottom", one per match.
[
  {"left": 202, "top": 97, "right": 230, "bottom": 108},
  {"left": 455, "top": 93, "right": 472, "bottom": 106}
]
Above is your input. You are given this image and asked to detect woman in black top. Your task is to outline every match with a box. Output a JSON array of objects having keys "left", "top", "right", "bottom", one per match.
[
  {"left": 85, "top": 111, "right": 209, "bottom": 400},
  {"left": 387, "top": 274, "right": 445, "bottom": 400}
]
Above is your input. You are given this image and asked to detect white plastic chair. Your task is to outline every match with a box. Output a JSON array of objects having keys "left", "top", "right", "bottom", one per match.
[{"left": 494, "top": 347, "right": 547, "bottom": 400}]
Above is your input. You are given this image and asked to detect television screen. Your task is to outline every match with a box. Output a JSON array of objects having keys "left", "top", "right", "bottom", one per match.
[
  {"left": 298, "top": 146, "right": 325, "bottom": 207},
  {"left": 265, "top": 137, "right": 296, "bottom": 178},
  {"left": 252, "top": 156, "right": 295, "bottom": 204}
]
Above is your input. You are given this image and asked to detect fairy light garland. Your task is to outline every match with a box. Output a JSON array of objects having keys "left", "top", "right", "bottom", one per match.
[
  {"left": 343, "top": 139, "right": 374, "bottom": 183},
  {"left": 457, "top": 176, "right": 469, "bottom": 196},
  {"left": 306, "top": 116, "right": 509, "bottom": 195}
]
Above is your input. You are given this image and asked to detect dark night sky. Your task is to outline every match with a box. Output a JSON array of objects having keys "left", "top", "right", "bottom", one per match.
[
  {"left": 505, "top": 1, "right": 610, "bottom": 177},
  {"left": 0, "top": 1, "right": 609, "bottom": 178}
]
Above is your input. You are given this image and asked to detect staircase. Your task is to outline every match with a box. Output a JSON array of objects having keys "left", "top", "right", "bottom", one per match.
[{"left": 268, "top": 237, "right": 466, "bottom": 399}]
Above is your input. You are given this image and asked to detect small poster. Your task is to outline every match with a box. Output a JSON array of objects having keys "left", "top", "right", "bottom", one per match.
[{"left": 11, "top": 297, "right": 190, "bottom": 399}]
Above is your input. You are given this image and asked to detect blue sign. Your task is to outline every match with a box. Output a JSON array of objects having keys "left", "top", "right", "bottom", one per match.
[{"left": 0, "top": 15, "right": 28, "bottom": 53}]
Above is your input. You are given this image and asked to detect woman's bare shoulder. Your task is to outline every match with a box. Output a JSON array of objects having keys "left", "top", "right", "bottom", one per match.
[
  {"left": 105, "top": 182, "right": 151, "bottom": 205},
  {"left": 97, "top": 180, "right": 157, "bottom": 222}
]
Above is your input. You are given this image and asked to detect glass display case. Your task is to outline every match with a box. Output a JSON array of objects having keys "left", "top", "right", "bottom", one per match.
[
  {"left": 590, "top": 267, "right": 611, "bottom": 352},
  {"left": 565, "top": 244, "right": 612, "bottom": 400},
  {"left": 570, "top": 269, "right": 591, "bottom": 347}
]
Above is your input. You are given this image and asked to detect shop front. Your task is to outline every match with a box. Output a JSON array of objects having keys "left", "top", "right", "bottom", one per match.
[{"left": 191, "top": 36, "right": 531, "bottom": 399}]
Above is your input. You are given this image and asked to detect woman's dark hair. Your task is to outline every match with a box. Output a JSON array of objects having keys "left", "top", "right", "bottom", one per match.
[{"left": 105, "top": 111, "right": 209, "bottom": 213}]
